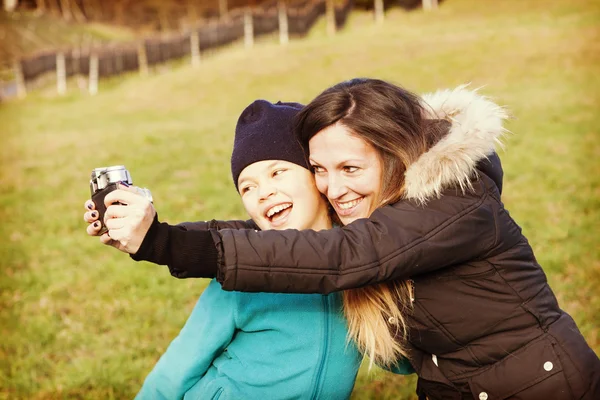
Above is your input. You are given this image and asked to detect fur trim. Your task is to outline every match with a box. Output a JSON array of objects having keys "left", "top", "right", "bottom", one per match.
[{"left": 403, "top": 85, "right": 509, "bottom": 204}]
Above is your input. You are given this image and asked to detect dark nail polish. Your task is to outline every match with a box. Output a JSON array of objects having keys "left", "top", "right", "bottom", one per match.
[
  {"left": 87, "top": 203, "right": 93, "bottom": 210},
  {"left": 91, "top": 211, "right": 98, "bottom": 218},
  {"left": 120, "top": 181, "right": 130, "bottom": 187},
  {"left": 93, "top": 222, "right": 99, "bottom": 228}
]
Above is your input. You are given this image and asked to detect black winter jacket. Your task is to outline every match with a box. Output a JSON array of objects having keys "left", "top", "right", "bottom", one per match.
[{"left": 133, "top": 87, "right": 599, "bottom": 399}]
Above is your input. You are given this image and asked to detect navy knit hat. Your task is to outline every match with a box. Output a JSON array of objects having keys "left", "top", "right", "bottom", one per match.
[{"left": 231, "top": 100, "right": 309, "bottom": 190}]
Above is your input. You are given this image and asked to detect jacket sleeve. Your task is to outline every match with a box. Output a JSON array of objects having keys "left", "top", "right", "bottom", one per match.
[
  {"left": 177, "top": 219, "right": 257, "bottom": 231},
  {"left": 131, "top": 218, "right": 257, "bottom": 278},
  {"left": 133, "top": 179, "right": 499, "bottom": 294},
  {"left": 215, "top": 178, "right": 499, "bottom": 294},
  {"left": 134, "top": 280, "right": 236, "bottom": 400}
]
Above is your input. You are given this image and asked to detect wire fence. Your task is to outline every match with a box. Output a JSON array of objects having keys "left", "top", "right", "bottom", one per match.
[{"left": 0, "top": 0, "right": 353, "bottom": 100}]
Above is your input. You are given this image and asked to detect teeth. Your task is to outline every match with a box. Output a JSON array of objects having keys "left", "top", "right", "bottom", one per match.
[
  {"left": 266, "top": 203, "right": 292, "bottom": 218},
  {"left": 337, "top": 198, "right": 362, "bottom": 210}
]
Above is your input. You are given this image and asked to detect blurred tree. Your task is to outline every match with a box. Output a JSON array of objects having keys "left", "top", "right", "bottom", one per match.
[
  {"left": 4, "top": 0, "right": 19, "bottom": 12},
  {"left": 219, "top": 0, "right": 227, "bottom": 18},
  {"left": 14, "top": 0, "right": 290, "bottom": 31}
]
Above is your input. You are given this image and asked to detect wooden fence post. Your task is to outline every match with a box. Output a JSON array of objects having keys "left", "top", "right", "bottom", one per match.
[
  {"left": 137, "top": 42, "right": 149, "bottom": 76},
  {"left": 326, "top": 0, "right": 336, "bottom": 36},
  {"left": 88, "top": 53, "right": 99, "bottom": 95},
  {"left": 13, "top": 60, "right": 26, "bottom": 98},
  {"left": 244, "top": 8, "right": 254, "bottom": 49},
  {"left": 423, "top": 0, "right": 438, "bottom": 11},
  {"left": 278, "top": 1, "right": 289, "bottom": 45},
  {"left": 190, "top": 30, "right": 201, "bottom": 67},
  {"left": 56, "top": 52, "right": 67, "bottom": 95},
  {"left": 374, "top": 0, "right": 384, "bottom": 24}
]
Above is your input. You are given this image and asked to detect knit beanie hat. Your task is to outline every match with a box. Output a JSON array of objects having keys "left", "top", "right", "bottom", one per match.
[{"left": 231, "top": 100, "right": 309, "bottom": 190}]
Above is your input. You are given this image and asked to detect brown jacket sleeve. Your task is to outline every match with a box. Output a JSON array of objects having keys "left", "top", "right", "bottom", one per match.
[
  {"left": 131, "top": 218, "right": 256, "bottom": 278},
  {"left": 177, "top": 219, "right": 257, "bottom": 231},
  {"left": 214, "top": 178, "right": 500, "bottom": 294}
]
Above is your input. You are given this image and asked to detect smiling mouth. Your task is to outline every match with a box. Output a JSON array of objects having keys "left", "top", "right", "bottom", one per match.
[
  {"left": 334, "top": 197, "right": 363, "bottom": 216},
  {"left": 265, "top": 203, "right": 293, "bottom": 226}
]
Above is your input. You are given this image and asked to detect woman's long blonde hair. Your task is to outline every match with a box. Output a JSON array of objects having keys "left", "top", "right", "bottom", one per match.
[{"left": 295, "top": 78, "right": 449, "bottom": 368}]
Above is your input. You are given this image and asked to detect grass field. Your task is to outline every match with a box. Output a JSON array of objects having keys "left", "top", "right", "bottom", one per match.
[{"left": 1, "top": 0, "right": 599, "bottom": 398}]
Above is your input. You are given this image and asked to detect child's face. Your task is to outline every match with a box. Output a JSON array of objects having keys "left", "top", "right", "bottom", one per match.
[{"left": 238, "top": 160, "right": 331, "bottom": 231}]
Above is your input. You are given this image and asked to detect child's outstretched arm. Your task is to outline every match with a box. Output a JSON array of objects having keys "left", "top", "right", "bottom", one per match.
[{"left": 135, "top": 280, "right": 236, "bottom": 400}]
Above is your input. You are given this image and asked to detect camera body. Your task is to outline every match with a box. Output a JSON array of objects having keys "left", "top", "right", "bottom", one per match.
[{"left": 90, "top": 165, "right": 151, "bottom": 235}]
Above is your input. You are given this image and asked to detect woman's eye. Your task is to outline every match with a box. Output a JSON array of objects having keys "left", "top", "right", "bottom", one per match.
[
  {"left": 344, "top": 166, "right": 359, "bottom": 173},
  {"left": 241, "top": 186, "right": 255, "bottom": 194},
  {"left": 311, "top": 165, "right": 325, "bottom": 174}
]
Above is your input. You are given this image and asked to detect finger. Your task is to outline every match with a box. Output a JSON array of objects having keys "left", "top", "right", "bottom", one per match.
[
  {"left": 104, "top": 203, "right": 135, "bottom": 220},
  {"left": 86, "top": 220, "right": 102, "bottom": 236},
  {"left": 100, "top": 232, "right": 112, "bottom": 244},
  {"left": 104, "top": 189, "right": 148, "bottom": 208},
  {"left": 106, "top": 227, "right": 127, "bottom": 244},
  {"left": 85, "top": 199, "right": 95, "bottom": 211},
  {"left": 83, "top": 210, "right": 99, "bottom": 223},
  {"left": 118, "top": 182, "right": 141, "bottom": 193},
  {"left": 104, "top": 216, "right": 126, "bottom": 231}
]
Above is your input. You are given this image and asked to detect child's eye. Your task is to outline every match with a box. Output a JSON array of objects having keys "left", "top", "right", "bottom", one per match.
[
  {"left": 311, "top": 165, "right": 325, "bottom": 174},
  {"left": 240, "top": 185, "right": 255, "bottom": 195},
  {"left": 343, "top": 166, "right": 359, "bottom": 173},
  {"left": 273, "top": 169, "right": 287, "bottom": 177}
]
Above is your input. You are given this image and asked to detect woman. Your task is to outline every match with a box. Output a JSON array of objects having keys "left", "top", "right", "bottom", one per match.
[{"left": 86, "top": 79, "right": 600, "bottom": 399}]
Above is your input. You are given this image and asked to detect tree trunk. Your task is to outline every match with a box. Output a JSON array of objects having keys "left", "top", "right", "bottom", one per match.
[
  {"left": 37, "top": 0, "right": 46, "bottom": 14},
  {"left": 278, "top": 0, "right": 288, "bottom": 45},
  {"left": 4, "top": 0, "right": 18, "bottom": 12},
  {"left": 46, "top": 0, "right": 62, "bottom": 18},
  {"left": 157, "top": 3, "right": 170, "bottom": 31},
  {"left": 374, "top": 0, "right": 384, "bottom": 24},
  {"left": 423, "top": 0, "right": 439, "bottom": 11},
  {"left": 59, "top": 0, "right": 73, "bottom": 21},
  {"left": 186, "top": 0, "right": 199, "bottom": 26},
  {"left": 72, "top": 0, "right": 88, "bottom": 22},
  {"left": 326, "top": 0, "right": 336, "bottom": 35},
  {"left": 219, "top": 0, "right": 228, "bottom": 19},
  {"left": 115, "top": 1, "right": 126, "bottom": 25}
]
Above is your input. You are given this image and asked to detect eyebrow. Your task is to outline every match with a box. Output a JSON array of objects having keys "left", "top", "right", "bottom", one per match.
[
  {"left": 238, "top": 160, "right": 283, "bottom": 187},
  {"left": 309, "top": 158, "right": 364, "bottom": 168}
]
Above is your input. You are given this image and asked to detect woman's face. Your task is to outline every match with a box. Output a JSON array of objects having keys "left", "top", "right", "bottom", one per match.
[
  {"left": 238, "top": 160, "right": 331, "bottom": 231},
  {"left": 308, "top": 123, "right": 383, "bottom": 225}
]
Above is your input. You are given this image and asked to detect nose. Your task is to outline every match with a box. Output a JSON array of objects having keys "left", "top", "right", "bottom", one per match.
[
  {"left": 258, "top": 181, "right": 277, "bottom": 201},
  {"left": 324, "top": 173, "right": 348, "bottom": 201}
]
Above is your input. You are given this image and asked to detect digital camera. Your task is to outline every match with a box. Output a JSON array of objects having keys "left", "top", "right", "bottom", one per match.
[{"left": 90, "top": 165, "right": 152, "bottom": 235}]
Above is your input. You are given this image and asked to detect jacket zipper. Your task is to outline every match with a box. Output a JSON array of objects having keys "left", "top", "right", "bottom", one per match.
[{"left": 310, "top": 295, "right": 330, "bottom": 400}]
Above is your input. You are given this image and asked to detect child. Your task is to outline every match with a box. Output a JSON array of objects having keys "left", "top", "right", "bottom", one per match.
[{"left": 134, "top": 100, "right": 402, "bottom": 399}]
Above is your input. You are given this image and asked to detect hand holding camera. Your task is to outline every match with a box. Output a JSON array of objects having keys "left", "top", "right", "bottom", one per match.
[{"left": 85, "top": 166, "right": 156, "bottom": 254}]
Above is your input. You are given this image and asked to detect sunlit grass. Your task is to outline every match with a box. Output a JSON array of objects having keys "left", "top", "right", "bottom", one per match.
[{"left": 1, "top": 0, "right": 599, "bottom": 398}]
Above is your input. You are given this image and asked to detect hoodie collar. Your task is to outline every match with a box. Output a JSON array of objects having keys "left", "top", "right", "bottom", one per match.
[{"left": 403, "top": 85, "right": 509, "bottom": 204}]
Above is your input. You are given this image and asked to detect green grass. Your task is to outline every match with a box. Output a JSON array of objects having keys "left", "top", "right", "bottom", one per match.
[{"left": 1, "top": 0, "right": 599, "bottom": 398}]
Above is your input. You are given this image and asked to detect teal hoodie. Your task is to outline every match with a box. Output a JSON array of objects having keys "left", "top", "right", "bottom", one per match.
[{"left": 137, "top": 279, "right": 371, "bottom": 399}]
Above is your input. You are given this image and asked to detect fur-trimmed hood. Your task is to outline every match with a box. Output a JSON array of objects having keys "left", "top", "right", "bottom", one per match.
[{"left": 403, "top": 85, "right": 509, "bottom": 204}]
